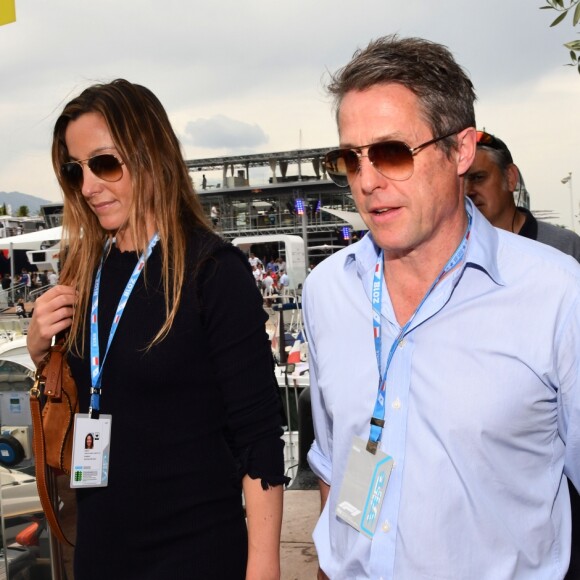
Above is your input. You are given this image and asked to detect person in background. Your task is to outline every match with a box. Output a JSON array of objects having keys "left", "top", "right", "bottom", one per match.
[
  {"left": 19, "top": 268, "right": 30, "bottom": 300},
  {"left": 210, "top": 203, "right": 219, "bottom": 227},
  {"left": 466, "top": 131, "right": 580, "bottom": 260},
  {"left": 466, "top": 131, "right": 580, "bottom": 579},
  {"left": 248, "top": 252, "right": 262, "bottom": 268},
  {"left": 305, "top": 35, "right": 580, "bottom": 579},
  {"left": 1, "top": 273, "right": 10, "bottom": 291},
  {"left": 26, "top": 79, "right": 287, "bottom": 580},
  {"left": 278, "top": 271, "right": 289, "bottom": 296},
  {"left": 47, "top": 270, "right": 58, "bottom": 286},
  {"left": 15, "top": 297, "right": 27, "bottom": 318},
  {"left": 262, "top": 270, "right": 274, "bottom": 297}
]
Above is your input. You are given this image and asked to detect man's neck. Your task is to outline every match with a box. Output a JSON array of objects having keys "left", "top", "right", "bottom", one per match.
[
  {"left": 383, "top": 215, "right": 468, "bottom": 326},
  {"left": 494, "top": 206, "right": 526, "bottom": 234}
]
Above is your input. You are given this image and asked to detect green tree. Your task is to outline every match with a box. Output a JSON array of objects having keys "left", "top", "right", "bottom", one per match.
[
  {"left": 17, "top": 205, "right": 29, "bottom": 217},
  {"left": 541, "top": 0, "right": 580, "bottom": 73},
  {"left": 0, "top": 204, "right": 5, "bottom": 216}
]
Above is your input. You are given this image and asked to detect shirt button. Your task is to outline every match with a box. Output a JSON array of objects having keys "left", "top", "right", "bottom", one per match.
[
  {"left": 382, "top": 521, "right": 391, "bottom": 533},
  {"left": 398, "top": 338, "right": 406, "bottom": 348},
  {"left": 392, "top": 397, "right": 401, "bottom": 410}
]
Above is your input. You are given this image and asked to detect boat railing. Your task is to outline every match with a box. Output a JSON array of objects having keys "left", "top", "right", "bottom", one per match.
[
  {"left": 0, "top": 283, "right": 28, "bottom": 310},
  {"left": 28, "top": 284, "right": 51, "bottom": 303}
]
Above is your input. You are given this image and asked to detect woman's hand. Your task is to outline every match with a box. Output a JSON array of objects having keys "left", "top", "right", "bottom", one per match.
[{"left": 27, "top": 285, "right": 76, "bottom": 366}]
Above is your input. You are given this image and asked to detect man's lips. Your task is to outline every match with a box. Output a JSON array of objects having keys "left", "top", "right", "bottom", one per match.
[{"left": 369, "top": 207, "right": 400, "bottom": 216}]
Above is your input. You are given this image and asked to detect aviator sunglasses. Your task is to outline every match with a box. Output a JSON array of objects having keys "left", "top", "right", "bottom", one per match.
[
  {"left": 323, "top": 130, "right": 461, "bottom": 187},
  {"left": 60, "top": 154, "right": 125, "bottom": 190}
]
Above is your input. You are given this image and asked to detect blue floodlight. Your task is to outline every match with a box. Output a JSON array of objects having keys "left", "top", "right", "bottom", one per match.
[
  {"left": 342, "top": 226, "right": 351, "bottom": 240},
  {"left": 295, "top": 199, "right": 305, "bottom": 216}
]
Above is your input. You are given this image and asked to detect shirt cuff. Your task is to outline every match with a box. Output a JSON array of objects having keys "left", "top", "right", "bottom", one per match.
[{"left": 307, "top": 439, "right": 332, "bottom": 485}]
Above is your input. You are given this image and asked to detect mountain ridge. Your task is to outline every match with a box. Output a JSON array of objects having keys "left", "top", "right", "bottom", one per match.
[{"left": 0, "top": 191, "right": 59, "bottom": 215}]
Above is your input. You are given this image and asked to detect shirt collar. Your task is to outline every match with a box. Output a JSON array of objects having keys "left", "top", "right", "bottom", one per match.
[{"left": 341, "top": 197, "right": 504, "bottom": 286}]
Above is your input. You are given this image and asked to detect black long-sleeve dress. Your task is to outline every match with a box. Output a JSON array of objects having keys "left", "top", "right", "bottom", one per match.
[{"left": 67, "top": 229, "right": 287, "bottom": 579}]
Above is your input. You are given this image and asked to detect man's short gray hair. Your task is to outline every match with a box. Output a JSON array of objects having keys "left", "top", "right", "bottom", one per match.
[{"left": 328, "top": 35, "right": 477, "bottom": 155}]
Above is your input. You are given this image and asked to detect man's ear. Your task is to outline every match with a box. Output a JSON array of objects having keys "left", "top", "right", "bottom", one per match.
[
  {"left": 456, "top": 127, "right": 476, "bottom": 176},
  {"left": 506, "top": 164, "right": 519, "bottom": 193}
]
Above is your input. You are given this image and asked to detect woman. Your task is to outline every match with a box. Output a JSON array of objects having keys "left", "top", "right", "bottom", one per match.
[
  {"left": 84, "top": 433, "right": 94, "bottom": 450},
  {"left": 27, "top": 79, "right": 287, "bottom": 579}
]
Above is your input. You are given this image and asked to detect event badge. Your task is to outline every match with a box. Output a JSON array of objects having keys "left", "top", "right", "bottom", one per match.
[
  {"left": 70, "top": 414, "right": 112, "bottom": 488},
  {"left": 336, "top": 436, "right": 393, "bottom": 539}
]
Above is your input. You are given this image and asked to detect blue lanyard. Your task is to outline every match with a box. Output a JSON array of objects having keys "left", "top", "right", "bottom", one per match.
[
  {"left": 367, "top": 215, "right": 471, "bottom": 453},
  {"left": 88, "top": 233, "right": 159, "bottom": 418}
]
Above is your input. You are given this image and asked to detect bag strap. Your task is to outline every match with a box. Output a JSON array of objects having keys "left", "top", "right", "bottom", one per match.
[{"left": 30, "top": 351, "right": 74, "bottom": 547}]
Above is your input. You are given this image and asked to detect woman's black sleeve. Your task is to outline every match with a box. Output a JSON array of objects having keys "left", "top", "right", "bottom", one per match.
[{"left": 198, "top": 245, "right": 290, "bottom": 488}]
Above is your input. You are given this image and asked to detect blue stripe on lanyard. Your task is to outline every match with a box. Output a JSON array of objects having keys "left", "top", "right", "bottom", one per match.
[
  {"left": 88, "top": 233, "right": 160, "bottom": 418},
  {"left": 368, "top": 214, "right": 471, "bottom": 452}
]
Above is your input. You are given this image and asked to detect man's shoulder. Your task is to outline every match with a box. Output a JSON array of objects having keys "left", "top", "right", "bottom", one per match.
[
  {"left": 496, "top": 227, "right": 580, "bottom": 287},
  {"left": 534, "top": 221, "right": 580, "bottom": 262}
]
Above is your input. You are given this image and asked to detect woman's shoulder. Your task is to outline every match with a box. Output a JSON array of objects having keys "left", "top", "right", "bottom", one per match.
[{"left": 185, "top": 227, "right": 243, "bottom": 263}]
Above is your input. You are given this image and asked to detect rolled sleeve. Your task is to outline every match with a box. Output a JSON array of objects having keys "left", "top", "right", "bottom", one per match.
[{"left": 308, "top": 439, "right": 332, "bottom": 484}]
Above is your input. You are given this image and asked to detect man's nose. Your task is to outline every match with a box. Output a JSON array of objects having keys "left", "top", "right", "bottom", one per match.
[{"left": 358, "top": 155, "right": 387, "bottom": 194}]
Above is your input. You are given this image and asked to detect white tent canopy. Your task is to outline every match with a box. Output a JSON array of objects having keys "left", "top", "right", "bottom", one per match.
[
  {"left": 320, "top": 208, "right": 368, "bottom": 231},
  {"left": 0, "top": 226, "right": 62, "bottom": 251}
]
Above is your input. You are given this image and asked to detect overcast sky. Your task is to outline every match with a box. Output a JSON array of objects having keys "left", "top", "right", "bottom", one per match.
[{"left": 1, "top": 0, "right": 579, "bottom": 228}]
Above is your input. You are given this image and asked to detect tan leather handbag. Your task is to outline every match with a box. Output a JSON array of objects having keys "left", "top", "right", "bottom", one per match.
[{"left": 30, "top": 339, "right": 78, "bottom": 546}]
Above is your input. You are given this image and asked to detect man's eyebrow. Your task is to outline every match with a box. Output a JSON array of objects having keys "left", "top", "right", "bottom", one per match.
[{"left": 339, "top": 134, "right": 406, "bottom": 149}]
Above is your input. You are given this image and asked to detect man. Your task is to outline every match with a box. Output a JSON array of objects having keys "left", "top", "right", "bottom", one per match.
[
  {"left": 248, "top": 252, "right": 262, "bottom": 268},
  {"left": 304, "top": 36, "right": 580, "bottom": 579},
  {"left": 466, "top": 131, "right": 580, "bottom": 260},
  {"left": 466, "top": 132, "right": 580, "bottom": 579},
  {"left": 279, "top": 271, "right": 289, "bottom": 296}
]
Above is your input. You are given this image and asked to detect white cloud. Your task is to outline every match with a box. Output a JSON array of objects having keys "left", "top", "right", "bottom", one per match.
[{"left": 184, "top": 115, "right": 269, "bottom": 150}]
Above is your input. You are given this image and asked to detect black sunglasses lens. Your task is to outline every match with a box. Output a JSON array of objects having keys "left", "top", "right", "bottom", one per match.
[
  {"left": 324, "top": 150, "right": 358, "bottom": 187},
  {"left": 369, "top": 142, "right": 413, "bottom": 180},
  {"left": 88, "top": 155, "right": 123, "bottom": 182}
]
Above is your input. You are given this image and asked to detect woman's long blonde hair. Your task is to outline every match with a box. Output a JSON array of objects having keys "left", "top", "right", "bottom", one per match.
[{"left": 52, "top": 79, "right": 211, "bottom": 353}]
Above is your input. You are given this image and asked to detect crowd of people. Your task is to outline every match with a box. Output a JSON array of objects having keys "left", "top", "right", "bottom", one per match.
[
  {"left": 248, "top": 253, "right": 290, "bottom": 297},
  {"left": 0, "top": 268, "right": 58, "bottom": 305}
]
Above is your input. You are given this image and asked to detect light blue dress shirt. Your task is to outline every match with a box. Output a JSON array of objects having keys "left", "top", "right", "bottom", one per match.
[{"left": 304, "top": 200, "right": 580, "bottom": 580}]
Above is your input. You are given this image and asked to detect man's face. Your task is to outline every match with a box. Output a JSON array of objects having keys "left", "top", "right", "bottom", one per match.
[
  {"left": 465, "top": 149, "right": 514, "bottom": 226},
  {"left": 338, "top": 84, "right": 473, "bottom": 261}
]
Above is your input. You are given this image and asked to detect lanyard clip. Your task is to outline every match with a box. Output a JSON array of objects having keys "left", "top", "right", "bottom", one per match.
[{"left": 366, "top": 439, "right": 378, "bottom": 455}]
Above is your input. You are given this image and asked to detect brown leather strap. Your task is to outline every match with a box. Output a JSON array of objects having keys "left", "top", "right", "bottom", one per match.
[{"left": 30, "top": 377, "right": 74, "bottom": 547}]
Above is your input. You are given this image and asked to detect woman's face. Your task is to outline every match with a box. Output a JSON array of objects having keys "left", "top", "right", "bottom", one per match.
[
  {"left": 64, "top": 112, "right": 135, "bottom": 250},
  {"left": 86, "top": 434, "right": 93, "bottom": 448}
]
